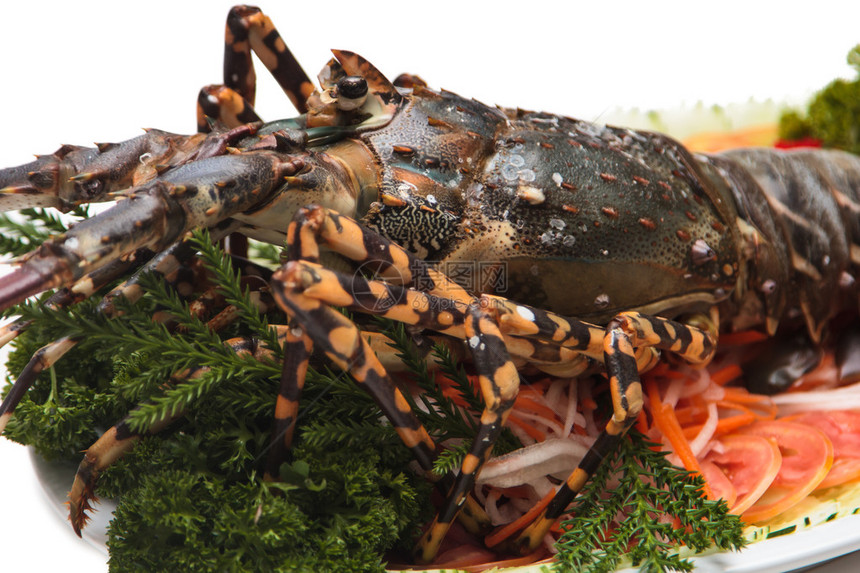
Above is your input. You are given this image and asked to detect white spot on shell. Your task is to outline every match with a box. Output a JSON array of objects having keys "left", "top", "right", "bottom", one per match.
[
  {"left": 552, "top": 172, "right": 563, "bottom": 187},
  {"left": 519, "top": 169, "right": 536, "bottom": 182},
  {"left": 516, "top": 305, "right": 535, "bottom": 322},
  {"left": 549, "top": 218, "right": 565, "bottom": 230},
  {"left": 510, "top": 154, "right": 525, "bottom": 167},
  {"left": 427, "top": 194, "right": 437, "bottom": 204},
  {"left": 691, "top": 239, "right": 717, "bottom": 266},
  {"left": 139, "top": 152, "right": 152, "bottom": 165},
  {"left": 540, "top": 232, "right": 553, "bottom": 244},
  {"left": 396, "top": 182, "right": 417, "bottom": 196},
  {"left": 517, "top": 186, "right": 545, "bottom": 205},
  {"left": 469, "top": 335, "right": 481, "bottom": 348},
  {"left": 594, "top": 293, "right": 610, "bottom": 308},
  {"left": 563, "top": 235, "right": 576, "bottom": 247}
]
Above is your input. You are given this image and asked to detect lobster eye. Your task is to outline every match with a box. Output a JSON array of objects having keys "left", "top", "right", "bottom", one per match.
[
  {"left": 335, "top": 76, "right": 368, "bottom": 110},
  {"left": 337, "top": 76, "right": 368, "bottom": 99}
]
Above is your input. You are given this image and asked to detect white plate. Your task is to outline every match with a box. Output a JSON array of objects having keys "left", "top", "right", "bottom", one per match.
[
  {"left": 5, "top": 438, "right": 860, "bottom": 573},
  {"left": 2, "top": 4, "right": 860, "bottom": 571}
]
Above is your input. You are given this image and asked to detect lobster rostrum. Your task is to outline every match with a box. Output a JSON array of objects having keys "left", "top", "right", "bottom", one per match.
[{"left": 1, "top": 4, "right": 860, "bottom": 563}]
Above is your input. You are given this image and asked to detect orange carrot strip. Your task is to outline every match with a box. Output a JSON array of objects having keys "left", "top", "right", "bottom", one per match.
[
  {"left": 714, "top": 412, "right": 758, "bottom": 434},
  {"left": 484, "top": 488, "right": 557, "bottom": 548},
  {"left": 709, "top": 363, "right": 744, "bottom": 386},
  {"left": 674, "top": 406, "right": 707, "bottom": 427},
  {"left": 646, "top": 378, "right": 713, "bottom": 499},
  {"left": 635, "top": 409, "right": 650, "bottom": 435},
  {"left": 522, "top": 377, "right": 554, "bottom": 392},
  {"left": 717, "top": 330, "right": 769, "bottom": 346},
  {"left": 683, "top": 411, "right": 758, "bottom": 439},
  {"left": 497, "top": 485, "right": 533, "bottom": 498},
  {"left": 506, "top": 414, "right": 547, "bottom": 442},
  {"left": 514, "top": 396, "right": 560, "bottom": 421},
  {"left": 721, "top": 387, "right": 768, "bottom": 404}
]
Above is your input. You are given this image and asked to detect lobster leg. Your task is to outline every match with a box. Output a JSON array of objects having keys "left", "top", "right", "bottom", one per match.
[
  {"left": 271, "top": 207, "right": 720, "bottom": 559},
  {"left": 272, "top": 260, "right": 527, "bottom": 561},
  {"left": 263, "top": 323, "right": 312, "bottom": 479},
  {"left": 68, "top": 328, "right": 288, "bottom": 534},
  {"left": 197, "top": 5, "right": 313, "bottom": 131},
  {"left": 494, "top": 310, "right": 717, "bottom": 553}
]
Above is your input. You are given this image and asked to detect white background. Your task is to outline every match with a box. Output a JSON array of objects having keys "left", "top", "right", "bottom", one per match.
[{"left": 1, "top": 1, "right": 860, "bottom": 570}]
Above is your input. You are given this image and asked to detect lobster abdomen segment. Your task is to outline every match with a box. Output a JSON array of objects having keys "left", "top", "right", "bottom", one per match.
[{"left": 709, "top": 148, "right": 860, "bottom": 340}]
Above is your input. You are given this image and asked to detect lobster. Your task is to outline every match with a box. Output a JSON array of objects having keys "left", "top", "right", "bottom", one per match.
[{"left": 0, "top": 4, "right": 859, "bottom": 565}]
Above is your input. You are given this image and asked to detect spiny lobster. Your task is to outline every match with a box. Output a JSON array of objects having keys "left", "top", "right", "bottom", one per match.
[{"left": 0, "top": 4, "right": 859, "bottom": 564}]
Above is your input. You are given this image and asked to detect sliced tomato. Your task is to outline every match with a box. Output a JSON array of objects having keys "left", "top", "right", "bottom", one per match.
[
  {"left": 736, "top": 420, "right": 833, "bottom": 523},
  {"left": 783, "top": 411, "right": 860, "bottom": 459},
  {"left": 705, "top": 433, "right": 781, "bottom": 515},
  {"left": 698, "top": 459, "right": 738, "bottom": 508},
  {"left": 782, "top": 411, "right": 860, "bottom": 489},
  {"left": 817, "top": 457, "right": 860, "bottom": 490}
]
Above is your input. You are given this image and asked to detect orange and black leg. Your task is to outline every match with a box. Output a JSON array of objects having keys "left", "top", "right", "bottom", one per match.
[
  {"left": 264, "top": 323, "right": 313, "bottom": 480},
  {"left": 499, "top": 309, "right": 717, "bottom": 553},
  {"left": 197, "top": 5, "right": 314, "bottom": 131},
  {"left": 270, "top": 263, "right": 512, "bottom": 550},
  {"left": 414, "top": 304, "right": 520, "bottom": 562}
]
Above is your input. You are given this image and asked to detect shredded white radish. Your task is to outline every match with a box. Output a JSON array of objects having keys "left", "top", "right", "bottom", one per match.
[
  {"left": 579, "top": 381, "right": 599, "bottom": 436},
  {"left": 507, "top": 422, "right": 538, "bottom": 446},
  {"left": 688, "top": 401, "right": 718, "bottom": 456},
  {"left": 544, "top": 377, "right": 567, "bottom": 406},
  {"left": 772, "top": 381, "right": 860, "bottom": 415},
  {"left": 512, "top": 409, "right": 565, "bottom": 438},
  {"left": 663, "top": 376, "right": 685, "bottom": 408},
  {"left": 679, "top": 368, "right": 712, "bottom": 398},
  {"left": 562, "top": 380, "right": 580, "bottom": 437},
  {"left": 477, "top": 439, "right": 589, "bottom": 488},
  {"left": 484, "top": 489, "right": 521, "bottom": 525}
]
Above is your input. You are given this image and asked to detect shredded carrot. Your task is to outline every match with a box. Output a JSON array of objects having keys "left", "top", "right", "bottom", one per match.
[
  {"left": 514, "top": 396, "right": 561, "bottom": 421},
  {"left": 484, "top": 487, "right": 557, "bottom": 548},
  {"left": 717, "top": 330, "right": 769, "bottom": 346},
  {"left": 710, "top": 363, "right": 744, "bottom": 386},
  {"left": 645, "top": 377, "right": 713, "bottom": 499},
  {"left": 506, "top": 413, "right": 547, "bottom": 442},
  {"left": 721, "top": 387, "right": 767, "bottom": 404},
  {"left": 497, "top": 485, "right": 533, "bottom": 498},
  {"left": 635, "top": 409, "right": 650, "bottom": 435},
  {"left": 683, "top": 411, "right": 758, "bottom": 439}
]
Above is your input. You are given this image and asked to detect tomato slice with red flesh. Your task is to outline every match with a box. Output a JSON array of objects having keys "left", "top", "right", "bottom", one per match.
[
  {"left": 736, "top": 421, "right": 833, "bottom": 523},
  {"left": 704, "top": 433, "right": 781, "bottom": 515},
  {"left": 698, "top": 459, "right": 738, "bottom": 508},
  {"left": 782, "top": 411, "right": 860, "bottom": 489}
]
